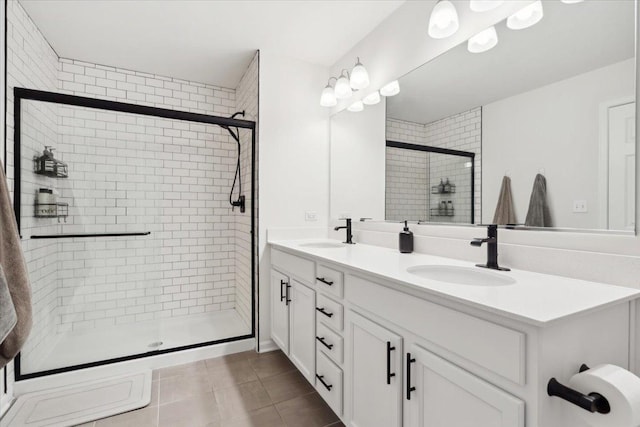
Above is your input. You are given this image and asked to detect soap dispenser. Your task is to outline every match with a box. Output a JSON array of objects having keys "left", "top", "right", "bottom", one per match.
[{"left": 399, "top": 220, "right": 414, "bottom": 253}]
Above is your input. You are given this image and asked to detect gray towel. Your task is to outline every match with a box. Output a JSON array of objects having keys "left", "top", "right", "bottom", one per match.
[
  {"left": 525, "top": 173, "right": 552, "bottom": 227},
  {"left": 0, "top": 266, "right": 17, "bottom": 345},
  {"left": 492, "top": 176, "right": 517, "bottom": 225},
  {"left": 0, "top": 165, "right": 32, "bottom": 369}
]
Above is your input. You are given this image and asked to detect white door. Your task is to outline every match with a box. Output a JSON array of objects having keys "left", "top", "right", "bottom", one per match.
[
  {"left": 270, "top": 269, "right": 290, "bottom": 353},
  {"left": 405, "top": 344, "right": 524, "bottom": 427},
  {"left": 608, "top": 102, "right": 635, "bottom": 231},
  {"left": 289, "top": 279, "right": 316, "bottom": 383},
  {"left": 348, "top": 311, "right": 402, "bottom": 427}
]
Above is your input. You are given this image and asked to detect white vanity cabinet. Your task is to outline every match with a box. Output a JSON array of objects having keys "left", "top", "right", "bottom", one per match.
[
  {"left": 405, "top": 344, "right": 524, "bottom": 427},
  {"left": 269, "top": 243, "right": 638, "bottom": 427},
  {"left": 270, "top": 250, "right": 317, "bottom": 383}
]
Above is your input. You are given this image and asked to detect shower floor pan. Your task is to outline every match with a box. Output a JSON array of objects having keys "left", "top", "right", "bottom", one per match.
[{"left": 26, "top": 309, "right": 250, "bottom": 376}]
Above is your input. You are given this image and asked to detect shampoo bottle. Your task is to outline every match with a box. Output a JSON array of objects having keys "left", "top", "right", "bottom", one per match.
[{"left": 399, "top": 220, "right": 414, "bottom": 253}]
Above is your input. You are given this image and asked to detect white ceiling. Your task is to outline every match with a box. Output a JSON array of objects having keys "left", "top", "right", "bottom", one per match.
[
  {"left": 19, "top": 0, "right": 404, "bottom": 89},
  {"left": 387, "top": 0, "right": 635, "bottom": 124}
]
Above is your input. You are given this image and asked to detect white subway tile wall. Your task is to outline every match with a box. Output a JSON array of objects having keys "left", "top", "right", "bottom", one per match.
[
  {"left": 6, "top": 0, "right": 61, "bottom": 375},
  {"left": 6, "top": 0, "right": 258, "bottom": 379},
  {"left": 386, "top": 108, "right": 481, "bottom": 223}
]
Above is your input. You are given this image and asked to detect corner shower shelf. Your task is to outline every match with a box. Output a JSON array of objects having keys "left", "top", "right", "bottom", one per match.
[
  {"left": 430, "top": 208, "right": 455, "bottom": 217},
  {"left": 431, "top": 185, "right": 456, "bottom": 194},
  {"left": 34, "top": 202, "right": 68, "bottom": 221},
  {"left": 30, "top": 231, "right": 151, "bottom": 239}
]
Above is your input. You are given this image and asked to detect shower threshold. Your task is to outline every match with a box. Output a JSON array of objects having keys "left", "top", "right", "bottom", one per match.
[{"left": 26, "top": 309, "right": 250, "bottom": 376}]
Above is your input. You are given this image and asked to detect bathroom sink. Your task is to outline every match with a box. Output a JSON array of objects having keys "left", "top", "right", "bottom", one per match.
[
  {"left": 406, "top": 265, "right": 516, "bottom": 286},
  {"left": 298, "top": 241, "right": 345, "bottom": 249}
]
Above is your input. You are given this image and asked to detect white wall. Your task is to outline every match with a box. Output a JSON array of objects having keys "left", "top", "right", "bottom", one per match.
[
  {"left": 258, "top": 51, "right": 329, "bottom": 349},
  {"left": 330, "top": 101, "right": 385, "bottom": 221},
  {"left": 483, "top": 58, "right": 635, "bottom": 229}
]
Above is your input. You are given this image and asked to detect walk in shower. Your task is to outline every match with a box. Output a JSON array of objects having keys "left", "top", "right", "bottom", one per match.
[{"left": 13, "top": 88, "right": 256, "bottom": 379}]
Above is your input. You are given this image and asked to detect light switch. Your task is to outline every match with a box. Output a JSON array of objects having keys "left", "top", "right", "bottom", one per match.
[
  {"left": 305, "top": 211, "right": 318, "bottom": 221},
  {"left": 573, "top": 200, "right": 588, "bottom": 213}
]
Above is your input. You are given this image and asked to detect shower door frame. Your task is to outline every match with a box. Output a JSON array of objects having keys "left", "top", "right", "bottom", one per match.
[{"left": 12, "top": 87, "right": 257, "bottom": 381}]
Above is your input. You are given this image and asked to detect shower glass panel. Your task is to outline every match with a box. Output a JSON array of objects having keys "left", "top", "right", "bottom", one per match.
[
  {"left": 385, "top": 141, "right": 475, "bottom": 224},
  {"left": 15, "top": 92, "right": 254, "bottom": 378}
]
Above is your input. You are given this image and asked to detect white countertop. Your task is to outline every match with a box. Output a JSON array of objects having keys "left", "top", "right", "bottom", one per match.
[{"left": 269, "top": 239, "right": 640, "bottom": 327}]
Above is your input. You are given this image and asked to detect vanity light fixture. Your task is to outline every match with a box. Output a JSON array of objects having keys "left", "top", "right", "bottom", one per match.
[
  {"left": 428, "top": 0, "right": 460, "bottom": 39},
  {"left": 320, "top": 78, "right": 338, "bottom": 107},
  {"left": 347, "top": 100, "right": 364, "bottom": 112},
  {"left": 469, "top": 0, "right": 504, "bottom": 12},
  {"left": 362, "top": 91, "right": 381, "bottom": 105},
  {"left": 468, "top": 26, "right": 498, "bottom": 53},
  {"left": 507, "top": 0, "right": 544, "bottom": 30},
  {"left": 334, "top": 70, "right": 353, "bottom": 99},
  {"left": 380, "top": 80, "right": 400, "bottom": 97},
  {"left": 350, "top": 57, "right": 370, "bottom": 90}
]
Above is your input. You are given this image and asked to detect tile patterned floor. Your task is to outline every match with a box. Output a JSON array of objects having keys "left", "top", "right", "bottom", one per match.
[{"left": 76, "top": 350, "right": 344, "bottom": 427}]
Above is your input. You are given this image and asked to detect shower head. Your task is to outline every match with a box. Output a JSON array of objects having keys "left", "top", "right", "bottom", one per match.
[{"left": 230, "top": 110, "right": 245, "bottom": 119}]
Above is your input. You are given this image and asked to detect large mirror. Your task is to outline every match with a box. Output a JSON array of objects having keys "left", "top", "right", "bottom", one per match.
[{"left": 330, "top": 0, "right": 636, "bottom": 232}]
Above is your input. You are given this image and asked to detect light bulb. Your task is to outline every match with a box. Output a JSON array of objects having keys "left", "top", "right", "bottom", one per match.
[
  {"left": 334, "top": 72, "right": 352, "bottom": 99},
  {"left": 469, "top": 0, "right": 504, "bottom": 12},
  {"left": 347, "top": 100, "right": 364, "bottom": 112},
  {"left": 507, "top": 1, "right": 543, "bottom": 30},
  {"left": 320, "top": 84, "right": 337, "bottom": 107},
  {"left": 350, "top": 58, "right": 370, "bottom": 90},
  {"left": 428, "top": 0, "right": 459, "bottom": 39},
  {"left": 362, "top": 91, "right": 380, "bottom": 105},
  {"left": 380, "top": 81, "right": 400, "bottom": 97},
  {"left": 467, "top": 26, "right": 498, "bottom": 53}
]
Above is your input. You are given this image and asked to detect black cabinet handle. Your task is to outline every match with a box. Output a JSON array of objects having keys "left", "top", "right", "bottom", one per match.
[
  {"left": 280, "top": 279, "right": 287, "bottom": 302},
  {"left": 316, "top": 307, "right": 334, "bottom": 318},
  {"left": 406, "top": 353, "right": 416, "bottom": 400},
  {"left": 386, "top": 341, "right": 396, "bottom": 385},
  {"left": 316, "top": 374, "right": 333, "bottom": 391},
  {"left": 316, "top": 336, "right": 334, "bottom": 350},
  {"left": 316, "top": 277, "right": 334, "bottom": 286},
  {"left": 284, "top": 283, "right": 292, "bottom": 306}
]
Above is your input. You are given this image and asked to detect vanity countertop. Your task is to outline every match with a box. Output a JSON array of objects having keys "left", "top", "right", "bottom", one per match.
[{"left": 269, "top": 239, "right": 640, "bottom": 327}]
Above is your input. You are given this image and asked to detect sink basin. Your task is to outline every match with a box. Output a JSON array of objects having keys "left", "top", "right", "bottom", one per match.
[
  {"left": 298, "top": 241, "right": 345, "bottom": 249},
  {"left": 407, "top": 265, "right": 516, "bottom": 286}
]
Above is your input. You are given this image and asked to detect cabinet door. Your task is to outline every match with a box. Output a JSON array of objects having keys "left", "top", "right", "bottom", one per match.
[
  {"left": 270, "top": 269, "right": 290, "bottom": 353},
  {"left": 289, "top": 279, "right": 316, "bottom": 383},
  {"left": 348, "top": 311, "right": 402, "bottom": 427},
  {"left": 405, "top": 345, "right": 524, "bottom": 427}
]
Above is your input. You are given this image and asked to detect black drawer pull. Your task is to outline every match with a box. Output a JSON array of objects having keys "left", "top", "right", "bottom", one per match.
[
  {"left": 316, "top": 307, "right": 334, "bottom": 318},
  {"left": 280, "top": 279, "right": 287, "bottom": 302},
  {"left": 316, "top": 374, "right": 333, "bottom": 391},
  {"left": 316, "top": 277, "right": 334, "bottom": 286},
  {"left": 386, "top": 341, "right": 396, "bottom": 385},
  {"left": 406, "top": 352, "right": 416, "bottom": 400},
  {"left": 316, "top": 336, "right": 334, "bottom": 350}
]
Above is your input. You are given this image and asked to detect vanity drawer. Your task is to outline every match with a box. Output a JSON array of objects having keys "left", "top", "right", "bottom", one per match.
[
  {"left": 271, "top": 248, "right": 315, "bottom": 284},
  {"left": 316, "top": 322, "right": 343, "bottom": 364},
  {"left": 316, "top": 294, "right": 344, "bottom": 332},
  {"left": 316, "top": 264, "right": 344, "bottom": 298},
  {"left": 316, "top": 350, "right": 343, "bottom": 416},
  {"left": 346, "top": 275, "right": 526, "bottom": 385}
]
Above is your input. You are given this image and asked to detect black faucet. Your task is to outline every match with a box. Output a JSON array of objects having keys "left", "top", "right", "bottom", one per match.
[
  {"left": 334, "top": 218, "right": 354, "bottom": 244},
  {"left": 470, "top": 224, "right": 510, "bottom": 271}
]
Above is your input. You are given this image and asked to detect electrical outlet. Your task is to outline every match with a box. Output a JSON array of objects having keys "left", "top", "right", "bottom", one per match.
[
  {"left": 305, "top": 211, "right": 318, "bottom": 222},
  {"left": 573, "top": 200, "right": 588, "bottom": 213}
]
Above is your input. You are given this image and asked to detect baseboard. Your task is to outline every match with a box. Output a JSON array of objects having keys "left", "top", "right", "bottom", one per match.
[
  {"left": 259, "top": 339, "right": 279, "bottom": 353},
  {"left": 14, "top": 338, "right": 255, "bottom": 395}
]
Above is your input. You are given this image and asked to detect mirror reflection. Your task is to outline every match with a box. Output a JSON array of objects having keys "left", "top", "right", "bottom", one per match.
[
  {"left": 387, "top": 0, "right": 636, "bottom": 231},
  {"left": 331, "top": 0, "right": 636, "bottom": 232}
]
